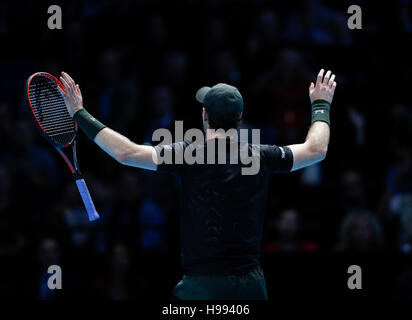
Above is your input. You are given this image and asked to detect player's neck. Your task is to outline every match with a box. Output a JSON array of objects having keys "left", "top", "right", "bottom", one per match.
[{"left": 205, "top": 128, "right": 237, "bottom": 141}]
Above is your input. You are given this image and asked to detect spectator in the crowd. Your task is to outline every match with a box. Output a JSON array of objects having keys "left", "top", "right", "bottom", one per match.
[
  {"left": 340, "top": 170, "right": 367, "bottom": 215},
  {"left": 36, "top": 238, "right": 62, "bottom": 300},
  {"left": 249, "top": 49, "right": 312, "bottom": 144},
  {"left": 263, "top": 209, "right": 319, "bottom": 253},
  {"left": 0, "top": 165, "right": 25, "bottom": 297},
  {"left": 59, "top": 181, "right": 96, "bottom": 251},
  {"left": 247, "top": 10, "right": 280, "bottom": 59},
  {"left": 94, "top": 243, "right": 136, "bottom": 300},
  {"left": 138, "top": 175, "right": 174, "bottom": 253},
  {"left": 64, "top": 21, "right": 86, "bottom": 69},
  {"left": 11, "top": 119, "right": 58, "bottom": 190},
  {"left": 335, "top": 211, "right": 384, "bottom": 253},
  {"left": 146, "top": 15, "right": 169, "bottom": 51},
  {"left": 202, "top": 18, "right": 226, "bottom": 54},
  {"left": 347, "top": 105, "right": 367, "bottom": 147},
  {"left": 379, "top": 147, "right": 412, "bottom": 251},
  {"left": 206, "top": 50, "right": 241, "bottom": 84},
  {"left": 282, "top": 0, "right": 352, "bottom": 46},
  {"left": 393, "top": 230, "right": 412, "bottom": 299},
  {"left": 144, "top": 85, "right": 175, "bottom": 144},
  {"left": 24, "top": 238, "right": 87, "bottom": 299},
  {"left": 0, "top": 165, "right": 25, "bottom": 257},
  {"left": 399, "top": 0, "right": 412, "bottom": 32},
  {"left": 108, "top": 170, "right": 143, "bottom": 251},
  {"left": 387, "top": 103, "right": 412, "bottom": 147},
  {"left": 161, "top": 50, "right": 188, "bottom": 93},
  {"left": 93, "top": 49, "right": 140, "bottom": 134}
]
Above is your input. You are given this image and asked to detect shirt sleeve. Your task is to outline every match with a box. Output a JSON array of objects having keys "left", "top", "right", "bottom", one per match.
[
  {"left": 260, "top": 144, "right": 294, "bottom": 173},
  {"left": 154, "top": 141, "right": 188, "bottom": 175}
]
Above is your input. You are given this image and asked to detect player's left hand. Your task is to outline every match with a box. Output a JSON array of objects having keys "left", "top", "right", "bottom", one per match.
[
  {"left": 309, "top": 69, "right": 337, "bottom": 104},
  {"left": 58, "top": 71, "right": 84, "bottom": 117}
]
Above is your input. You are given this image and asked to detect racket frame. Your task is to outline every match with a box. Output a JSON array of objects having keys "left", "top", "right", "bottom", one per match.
[
  {"left": 26, "top": 72, "right": 77, "bottom": 147},
  {"left": 26, "top": 72, "right": 81, "bottom": 175},
  {"left": 26, "top": 72, "right": 99, "bottom": 221}
]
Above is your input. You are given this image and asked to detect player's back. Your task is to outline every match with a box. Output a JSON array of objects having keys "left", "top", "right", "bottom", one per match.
[{"left": 156, "top": 138, "right": 293, "bottom": 275}]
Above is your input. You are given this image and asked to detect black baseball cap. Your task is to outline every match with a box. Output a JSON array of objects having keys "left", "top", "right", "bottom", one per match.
[{"left": 195, "top": 83, "right": 243, "bottom": 120}]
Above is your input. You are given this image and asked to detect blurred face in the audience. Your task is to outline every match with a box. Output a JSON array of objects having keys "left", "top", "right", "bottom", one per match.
[
  {"left": 111, "top": 244, "right": 130, "bottom": 273},
  {"left": 277, "top": 209, "right": 299, "bottom": 240},
  {"left": 38, "top": 238, "right": 60, "bottom": 268},
  {"left": 342, "top": 171, "right": 364, "bottom": 203},
  {"left": 118, "top": 171, "right": 142, "bottom": 204},
  {"left": 350, "top": 216, "right": 373, "bottom": 252},
  {"left": 147, "top": 16, "right": 168, "bottom": 48},
  {"left": 98, "top": 50, "right": 120, "bottom": 84},
  {"left": 151, "top": 86, "right": 173, "bottom": 118}
]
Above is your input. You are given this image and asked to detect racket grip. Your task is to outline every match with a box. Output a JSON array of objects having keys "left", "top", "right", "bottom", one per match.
[{"left": 75, "top": 178, "right": 100, "bottom": 221}]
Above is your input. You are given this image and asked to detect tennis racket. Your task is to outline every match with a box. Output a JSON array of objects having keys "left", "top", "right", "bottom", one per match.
[{"left": 26, "top": 72, "right": 100, "bottom": 221}]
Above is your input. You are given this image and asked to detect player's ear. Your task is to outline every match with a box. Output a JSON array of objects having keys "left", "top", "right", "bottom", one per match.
[{"left": 202, "top": 108, "right": 208, "bottom": 121}]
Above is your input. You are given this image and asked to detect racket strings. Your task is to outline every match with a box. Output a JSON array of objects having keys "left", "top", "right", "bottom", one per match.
[{"left": 29, "top": 76, "right": 76, "bottom": 146}]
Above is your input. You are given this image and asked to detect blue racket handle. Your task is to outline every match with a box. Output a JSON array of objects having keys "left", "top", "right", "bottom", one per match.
[{"left": 75, "top": 178, "right": 100, "bottom": 221}]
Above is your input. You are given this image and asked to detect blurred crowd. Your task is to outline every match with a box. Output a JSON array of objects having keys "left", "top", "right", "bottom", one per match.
[{"left": 1, "top": 0, "right": 412, "bottom": 299}]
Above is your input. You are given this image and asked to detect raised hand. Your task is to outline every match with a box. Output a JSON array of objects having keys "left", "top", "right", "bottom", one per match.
[
  {"left": 58, "top": 71, "right": 84, "bottom": 117},
  {"left": 309, "top": 69, "right": 337, "bottom": 104}
]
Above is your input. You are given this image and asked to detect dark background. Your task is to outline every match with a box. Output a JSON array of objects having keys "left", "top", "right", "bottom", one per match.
[{"left": 1, "top": 0, "right": 412, "bottom": 301}]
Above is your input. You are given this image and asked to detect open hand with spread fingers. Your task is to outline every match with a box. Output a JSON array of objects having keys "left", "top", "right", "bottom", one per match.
[
  {"left": 58, "top": 71, "right": 84, "bottom": 117},
  {"left": 309, "top": 69, "right": 337, "bottom": 104}
]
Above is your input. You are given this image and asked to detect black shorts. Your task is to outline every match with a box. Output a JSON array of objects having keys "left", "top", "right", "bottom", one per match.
[{"left": 172, "top": 266, "right": 268, "bottom": 300}]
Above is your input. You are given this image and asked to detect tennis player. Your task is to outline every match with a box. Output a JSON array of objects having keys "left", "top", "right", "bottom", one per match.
[{"left": 59, "top": 69, "right": 336, "bottom": 300}]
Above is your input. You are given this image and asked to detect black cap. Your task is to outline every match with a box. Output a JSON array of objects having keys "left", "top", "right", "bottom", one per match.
[{"left": 195, "top": 83, "right": 243, "bottom": 120}]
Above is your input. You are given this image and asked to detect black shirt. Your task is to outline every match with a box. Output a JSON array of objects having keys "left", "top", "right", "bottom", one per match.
[{"left": 156, "top": 138, "right": 293, "bottom": 275}]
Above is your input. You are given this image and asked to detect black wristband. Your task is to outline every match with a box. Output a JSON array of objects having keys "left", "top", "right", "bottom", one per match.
[
  {"left": 311, "top": 99, "right": 331, "bottom": 126},
  {"left": 73, "top": 108, "right": 106, "bottom": 141}
]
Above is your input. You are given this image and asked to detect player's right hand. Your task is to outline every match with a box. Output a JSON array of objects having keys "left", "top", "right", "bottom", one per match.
[
  {"left": 58, "top": 71, "right": 84, "bottom": 118},
  {"left": 309, "top": 69, "right": 337, "bottom": 104}
]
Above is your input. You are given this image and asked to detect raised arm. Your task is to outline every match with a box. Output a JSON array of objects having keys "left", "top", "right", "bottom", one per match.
[
  {"left": 288, "top": 69, "right": 336, "bottom": 171},
  {"left": 59, "top": 72, "right": 157, "bottom": 171}
]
